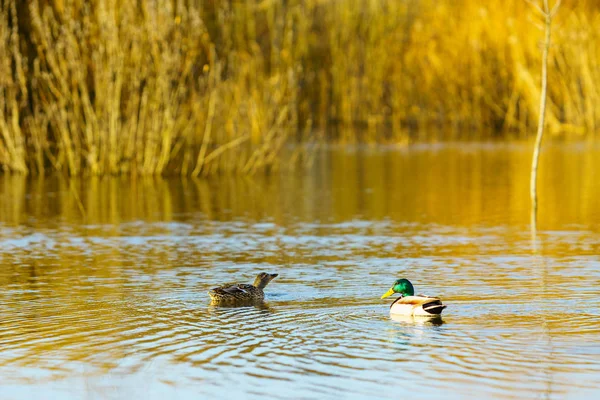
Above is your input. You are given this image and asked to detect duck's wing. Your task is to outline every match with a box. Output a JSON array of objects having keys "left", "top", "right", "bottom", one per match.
[
  {"left": 398, "top": 295, "right": 446, "bottom": 315},
  {"left": 396, "top": 295, "right": 441, "bottom": 306},
  {"left": 211, "top": 283, "right": 254, "bottom": 295}
]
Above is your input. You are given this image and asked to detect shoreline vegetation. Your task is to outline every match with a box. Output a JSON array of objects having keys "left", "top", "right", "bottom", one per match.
[{"left": 0, "top": 0, "right": 598, "bottom": 175}]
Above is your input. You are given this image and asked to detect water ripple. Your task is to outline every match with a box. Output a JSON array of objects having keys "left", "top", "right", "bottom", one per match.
[{"left": 1, "top": 223, "right": 600, "bottom": 399}]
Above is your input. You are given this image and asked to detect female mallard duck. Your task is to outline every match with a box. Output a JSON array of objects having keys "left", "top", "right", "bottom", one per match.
[
  {"left": 381, "top": 278, "right": 446, "bottom": 317},
  {"left": 208, "top": 272, "right": 278, "bottom": 304}
]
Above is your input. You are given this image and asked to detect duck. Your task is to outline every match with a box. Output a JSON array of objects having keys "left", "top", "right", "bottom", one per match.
[
  {"left": 208, "top": 272, "right": 278, "bottom": 305},
  {"left": 380, "top": 278, "right": 446, "bottom": 317}
]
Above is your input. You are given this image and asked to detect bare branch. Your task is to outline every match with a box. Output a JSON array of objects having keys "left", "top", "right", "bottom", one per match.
[
  {"left": 550, "top": 0, "right": 562, "bottom": 18},
  {"left": 202, "top": 135, "right": 250, "bottom": 167},
  {"left": 525, "top": 0, "right": 545, "bottom": 15}
]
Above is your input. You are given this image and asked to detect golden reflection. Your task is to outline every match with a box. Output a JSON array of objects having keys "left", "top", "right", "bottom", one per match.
[
  {"left": 0, "top": 144, "right": 599, "bottom": 397},
  {"left": 0, "top": 143, "right": 599, "bottom": 230}
]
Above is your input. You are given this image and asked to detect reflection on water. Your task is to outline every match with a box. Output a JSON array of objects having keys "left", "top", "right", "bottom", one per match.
[
  {"left": 1, "top": 143, "right": 600, "bottom": 399},
  {"left": 389, "top": 314, "right": 444, "bottom": 325}
]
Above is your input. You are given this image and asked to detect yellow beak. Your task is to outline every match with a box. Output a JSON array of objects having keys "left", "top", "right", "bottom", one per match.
[{"left": 381, "top": 288, "right": 395, "bottom": 299}]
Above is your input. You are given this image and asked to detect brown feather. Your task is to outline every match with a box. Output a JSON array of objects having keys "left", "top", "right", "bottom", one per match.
[{"left": 208, "top": 273, "right": 277, "bottom": 304}]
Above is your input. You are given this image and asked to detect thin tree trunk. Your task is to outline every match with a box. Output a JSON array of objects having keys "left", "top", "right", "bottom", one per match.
[{"left": 530, "top": 0, "right": 560, "bottom": 232}]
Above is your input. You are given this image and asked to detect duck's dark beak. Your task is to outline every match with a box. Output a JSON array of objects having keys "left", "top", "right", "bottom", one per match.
[{"left": 270, "top": 273, "right": 279, "bottom": 279}]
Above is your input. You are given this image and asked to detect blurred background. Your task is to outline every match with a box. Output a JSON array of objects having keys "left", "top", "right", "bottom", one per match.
[{"left": 1, "top": 0, "right": 599, "bottom": 175}]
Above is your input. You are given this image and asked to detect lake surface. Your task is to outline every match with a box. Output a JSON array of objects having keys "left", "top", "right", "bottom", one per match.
[{"left": 1, "top": 142, "right": 599, "bottom": 399}]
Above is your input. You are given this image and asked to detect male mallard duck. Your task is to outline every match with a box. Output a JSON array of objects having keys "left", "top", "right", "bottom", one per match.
[
  {"left": 208, "top": 272, "right": 278, "bottom": 304},
  {"left": 381, "top": 278, "right": 446, "bottom": 317}
]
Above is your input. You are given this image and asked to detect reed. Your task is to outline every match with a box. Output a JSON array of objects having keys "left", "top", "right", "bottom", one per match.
[
  {"left": 0, "top": 0, "right": 27, "bottom": 173},
  {"left": 0, "top": 0, "right": 599, "bottom": 175}
]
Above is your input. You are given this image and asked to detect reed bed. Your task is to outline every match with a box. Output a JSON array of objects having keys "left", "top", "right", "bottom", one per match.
[{"left": 0, "top": 0, "right": 598, "bottom": 175}]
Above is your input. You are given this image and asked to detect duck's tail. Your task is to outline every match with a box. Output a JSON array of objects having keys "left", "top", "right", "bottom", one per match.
[{"left": 422, "top": 302, "right": 446, "bottom": 315}]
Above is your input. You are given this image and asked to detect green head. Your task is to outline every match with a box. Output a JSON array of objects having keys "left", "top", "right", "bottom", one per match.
[{"left": 381, "top": 278, "right": 415, "bottom": 299}]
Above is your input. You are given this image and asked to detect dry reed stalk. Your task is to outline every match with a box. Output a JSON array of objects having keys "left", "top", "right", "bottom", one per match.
[
  {"left": 0, "top": 0, "right": 27, "bottom": 173},
  {"left": 23, "top": 0, "right": 301, "bottom": 176}
]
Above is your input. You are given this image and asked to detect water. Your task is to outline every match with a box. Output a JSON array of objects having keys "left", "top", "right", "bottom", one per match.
[{"left": 1, "top": 142, "right": 599, "bottom": 399}]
